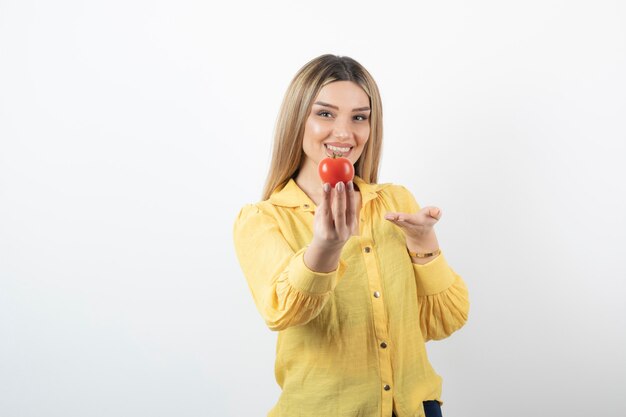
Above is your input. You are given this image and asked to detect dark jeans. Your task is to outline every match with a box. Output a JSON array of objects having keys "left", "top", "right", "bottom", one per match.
[{"left": 392, "top": 400, "right": 442, "bottom": 417}]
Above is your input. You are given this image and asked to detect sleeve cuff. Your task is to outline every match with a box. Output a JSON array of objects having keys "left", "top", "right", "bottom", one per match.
[
  {"left": 413, "top": 251, "right": 456, "bottom": 296},
  {"left": 287, "top": 247, "right": 347, "bottom": 295}
]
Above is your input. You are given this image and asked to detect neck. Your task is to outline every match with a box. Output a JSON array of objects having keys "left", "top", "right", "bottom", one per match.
[{"left": 294, "top": 159, "right": 324, "bottom": 205}]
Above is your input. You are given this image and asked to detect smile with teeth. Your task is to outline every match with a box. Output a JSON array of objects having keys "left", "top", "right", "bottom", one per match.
[{"left": 325, "top": 144, "right": 353, "bottom": 157}]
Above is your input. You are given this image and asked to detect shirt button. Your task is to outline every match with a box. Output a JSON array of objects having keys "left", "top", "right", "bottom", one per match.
[
  {"left": 380, "top": 341, "right": 387, "bottom": 349},
  {"left": 373, "top": 291, "right": 381, "bottom": 298},
  {"left": 364, "top": 246, "right": 371, "bottom": 253},
  {"left": 384, "top": 384, "right": 391, "bottom": 391},
  {"left": 303, "top": 204, "right": 310, "bottom": 209}
]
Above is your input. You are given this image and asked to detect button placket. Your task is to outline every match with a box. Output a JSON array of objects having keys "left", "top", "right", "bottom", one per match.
[{"left": 360, "top": 227, "right": 393, "bottom": 413}]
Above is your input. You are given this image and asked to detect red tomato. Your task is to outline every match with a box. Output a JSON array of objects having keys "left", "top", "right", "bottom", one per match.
[{"left": 318, "top": 156, "right": 355, "bottom": 187}]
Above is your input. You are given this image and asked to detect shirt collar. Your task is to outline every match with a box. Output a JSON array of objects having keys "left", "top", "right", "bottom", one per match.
[{"left": 269, "top": 175, "right": 390, "bottom": 212}]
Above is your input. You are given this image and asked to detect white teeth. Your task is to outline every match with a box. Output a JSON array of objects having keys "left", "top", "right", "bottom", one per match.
[{"left": 326, "top": 144, "right": 351, "bottom": 153}]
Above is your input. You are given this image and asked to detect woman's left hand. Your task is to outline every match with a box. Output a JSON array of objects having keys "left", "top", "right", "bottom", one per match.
[{"left": 384, "top": 206, "right": 442, "bottom": 248}]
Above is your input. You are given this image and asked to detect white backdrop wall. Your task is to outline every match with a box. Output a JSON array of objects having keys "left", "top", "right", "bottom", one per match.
[{"left": 1, "top": 1, "right": 625, "bottom": 416}]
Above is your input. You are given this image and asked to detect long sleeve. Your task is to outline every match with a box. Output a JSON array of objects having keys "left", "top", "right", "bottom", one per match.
[
  {"left": 413, "top": 253, "right": 470, "bottom": 341},
  {"left": 395, "top": 185, "right": 471, "bottom": 341},
  {"left": 232, "top": 178, "right": 470, "bottom": 416},
  {"left": 233, "top": 204, "right": 347, "bottom": 331}
]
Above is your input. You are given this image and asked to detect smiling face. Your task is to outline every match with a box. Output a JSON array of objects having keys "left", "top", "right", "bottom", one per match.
[{"left": 298, "top": 81, "right": 371, "bottom": 183}]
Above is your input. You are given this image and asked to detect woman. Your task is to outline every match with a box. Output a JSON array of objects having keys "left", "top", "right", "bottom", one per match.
[{"left": 233, "top": 54, "right": 470, "bottom": 417}]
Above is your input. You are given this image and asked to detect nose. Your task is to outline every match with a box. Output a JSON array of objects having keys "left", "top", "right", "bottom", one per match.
[
  {"left": 334, "top": 130, "right": 349, "bottom": 140},
  {"left": 332, "top": 118, "right": 352, "bottom": 140}
]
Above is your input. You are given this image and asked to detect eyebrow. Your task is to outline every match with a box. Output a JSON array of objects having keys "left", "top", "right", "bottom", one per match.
[{"left": 314, "top": 101, "right": 371, "bottom": 112}]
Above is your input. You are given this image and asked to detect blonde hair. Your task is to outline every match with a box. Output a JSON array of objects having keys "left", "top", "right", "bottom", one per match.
[{"left": 261, "top": 54, "right": 384, "bottom": 200}]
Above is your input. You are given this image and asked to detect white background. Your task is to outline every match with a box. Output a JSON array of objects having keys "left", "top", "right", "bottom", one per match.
[{"left": 1, "top": 1, "right": 625, "bottom": 416}]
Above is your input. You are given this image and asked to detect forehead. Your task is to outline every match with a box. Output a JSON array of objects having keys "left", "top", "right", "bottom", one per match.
[{"left": 314, "top": 81, "right": 370, "bottom": 107}]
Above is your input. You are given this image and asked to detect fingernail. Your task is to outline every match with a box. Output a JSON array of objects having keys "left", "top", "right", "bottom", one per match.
[
  {"left": 323, "top": 183, "right": 330, "bottom": 192},
  {"left": 337, "top": 182, "right": 344, "bottom": 192},
  {"left": 347, "top": 181, "right": 353, "bottom": 191}
]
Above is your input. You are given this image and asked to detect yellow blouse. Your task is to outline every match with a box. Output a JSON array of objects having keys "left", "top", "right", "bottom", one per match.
[{"left": 233, "top": 176, "right": 470, "bottom": 417}]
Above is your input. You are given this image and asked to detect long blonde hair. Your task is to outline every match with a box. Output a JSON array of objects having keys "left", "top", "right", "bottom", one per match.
[{"left": 261, "top": 54, "right": 384, "bottom": 200}]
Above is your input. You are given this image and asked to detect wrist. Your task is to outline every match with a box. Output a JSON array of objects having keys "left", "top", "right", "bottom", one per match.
[
  {"left": 407, "top": 247, "right": 441, "bottom": 258},
  {"left": 407, "top": 247, "right": 441, "bottom": 265},
  {"left": 406, "top": 232, "right": 440, "bottom": 264},
  {"left": 309, "top": 238, "right": 345, "bottom": 254},
  {"left": 406, "top": 231, "right": 439, "bottom": 253},
  {"left": 304, "top": 240, "right": 344, "bottom": 273}
]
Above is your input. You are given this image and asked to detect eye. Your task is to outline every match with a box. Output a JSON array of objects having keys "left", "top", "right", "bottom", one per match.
[
  {"left": 317, "top": 111, "right": 333, "bottom": 118},
  {"left": 354, "top": 114, "right": 369, "bottom": 121}
]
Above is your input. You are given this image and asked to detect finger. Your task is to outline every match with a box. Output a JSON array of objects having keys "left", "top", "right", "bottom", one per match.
[
  {"left": 332, "top": 181, "right": 347, "bottom": 233},
  {"left": 413, "top": 207, "right": 441, "bottom": 224},
  {"left": 319, "top": 182, "right": 334, "bottom": 230},
  {"left": 388, "top": 208, "right": 442, "bottom": 226},
  {"left": 345, "top": 181, "right": 356, "bottom": 231},
  {"left": 427, "top": 207, "right": 442, "bottom": 220},
  {"left": 384, "top": 212, "right": 407, "bottom": 222},
  {"left": 385, "top": 218, "right": 406, "bottom": 229}
]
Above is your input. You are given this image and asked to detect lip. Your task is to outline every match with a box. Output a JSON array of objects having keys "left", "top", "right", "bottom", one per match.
[{"left": 324, "top": 143, "right": 353, "bottom": 158}]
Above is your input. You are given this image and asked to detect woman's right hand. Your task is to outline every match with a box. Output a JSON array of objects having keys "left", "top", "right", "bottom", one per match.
[{"left": 304, "top": 180, "right": 358, "bottom": 273}]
